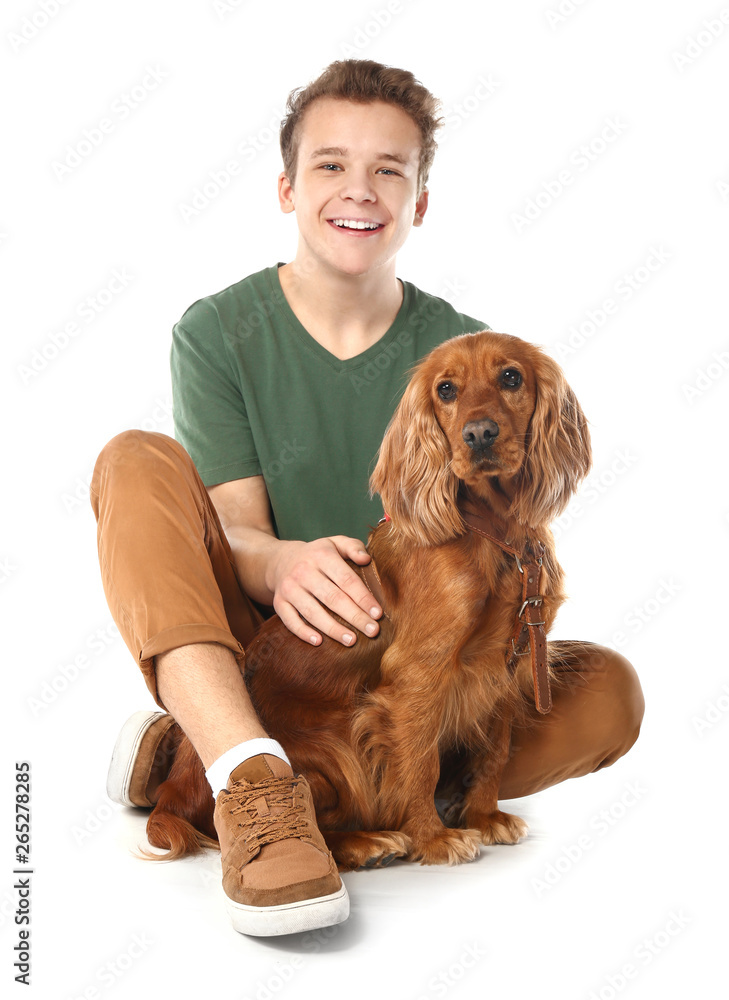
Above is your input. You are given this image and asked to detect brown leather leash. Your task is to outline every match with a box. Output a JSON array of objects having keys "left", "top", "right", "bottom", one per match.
[
  {"left": 356, "top": 559, "right": 390, "bottom": 622},
  {"left": 459, "top": 507, "right": 552, "bottom": 715},
  {"left": 365, "top": 508, "right": 552, "bottom": 715}
]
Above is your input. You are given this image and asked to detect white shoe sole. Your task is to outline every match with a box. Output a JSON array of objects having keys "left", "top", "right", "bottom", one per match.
[
  {"left": 226, "top": 883, "right": 350, "bottom": 937},
  {"left": 107, "top": 710, "right": 166, "bottom": 807}
]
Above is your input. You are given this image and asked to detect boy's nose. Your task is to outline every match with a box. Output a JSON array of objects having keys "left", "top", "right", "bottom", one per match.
[{"left": 339, "top": 172, "right": 377, "bottom": 200}]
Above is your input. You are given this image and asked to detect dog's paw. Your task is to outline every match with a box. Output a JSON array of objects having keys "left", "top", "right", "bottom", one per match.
[
  {"left": 324, "top": 830, "right": 412, "bottom": 872},
  {"left": 471, "top": 810, "right": 528, "bottom": 845},
  {"left": 407, "top": 827, "right": 482, "bottom": 866}
]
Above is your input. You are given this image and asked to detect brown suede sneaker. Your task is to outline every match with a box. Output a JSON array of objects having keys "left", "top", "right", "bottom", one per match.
[
  {"left": 107, "top": 710, "right": 180, "bottom": 808},
  {"left": 214, "top": 754, "right": 349, "bottom": 936}
]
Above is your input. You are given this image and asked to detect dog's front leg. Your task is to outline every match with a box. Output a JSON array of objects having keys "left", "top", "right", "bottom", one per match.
[
  {"left": 460, "top": 702, "right": 528, "bottom": 845},
  {"left": 358, "top": 694, "right": 482, "bottom": 866}
]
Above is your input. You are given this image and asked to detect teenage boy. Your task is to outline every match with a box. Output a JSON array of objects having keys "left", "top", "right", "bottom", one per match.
[{"left": 91, "top": 59, "right": 644, "bottom": 938}]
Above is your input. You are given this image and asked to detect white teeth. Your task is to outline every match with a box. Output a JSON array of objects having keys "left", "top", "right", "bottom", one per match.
[{"left": 332, "top": 219, "right": 380, "bottom": 229}]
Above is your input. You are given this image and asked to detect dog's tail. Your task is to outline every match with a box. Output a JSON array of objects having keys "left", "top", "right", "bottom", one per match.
[{"left": 135, "top": 736, "right": 219, "bottom": 862}]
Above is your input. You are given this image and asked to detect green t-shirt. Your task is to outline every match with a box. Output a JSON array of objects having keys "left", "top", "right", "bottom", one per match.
[{"left": 171, "top": 263, "right": 489, "bottom": 544}]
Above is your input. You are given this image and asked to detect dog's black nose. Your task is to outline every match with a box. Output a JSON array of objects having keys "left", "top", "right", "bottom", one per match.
[{"left": 462, "top": 419, "right": 499, "bottom": 450}]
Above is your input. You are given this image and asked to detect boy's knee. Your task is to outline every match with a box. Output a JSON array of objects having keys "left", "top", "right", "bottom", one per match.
[
  {"left": 600, "top": 646, "right": 644, "bottom": 727},
  {"left": 92, "top": 429, "right": 187, "bottom": 483},
  {"left": 90, "top": 430, "right": 191, "bottom": 515},
  {"left": 95, "top": 429, "right": 180, "bottom": 471},
  {"left": 551, "top": 640, "right": 645, "bottom": 770},
  {"left": 589, "top": 644, "right": 645, "bottom": 768}
]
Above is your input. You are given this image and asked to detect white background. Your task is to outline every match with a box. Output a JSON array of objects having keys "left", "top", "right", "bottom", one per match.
[{"left": 2, "top": 0, "right": 727, "bottom": 997}]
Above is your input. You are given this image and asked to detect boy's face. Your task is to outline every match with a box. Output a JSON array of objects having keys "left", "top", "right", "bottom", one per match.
[{"left": 278, "top": 97, "right": 429, "bottom": 280}]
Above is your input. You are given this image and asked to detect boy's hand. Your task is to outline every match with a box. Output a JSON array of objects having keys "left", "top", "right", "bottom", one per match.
[
  {"left": 267, "top": 536, "right": 382, "bottom": 646},
  {"left": 206, "top": 477, "right": 381, "bottom": 646}
]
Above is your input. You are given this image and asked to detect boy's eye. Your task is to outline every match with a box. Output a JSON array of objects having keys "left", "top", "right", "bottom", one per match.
[{"left": 318, "top": 164, "right": 400, "bottom": 175}]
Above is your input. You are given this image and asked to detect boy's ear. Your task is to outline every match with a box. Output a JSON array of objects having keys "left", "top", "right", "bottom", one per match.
[
  {"left": 278, "top": 171, "right": 295, "bottom": 214},
  {"left": 413, "top": 187, "right": 429, "bottom": 227}
]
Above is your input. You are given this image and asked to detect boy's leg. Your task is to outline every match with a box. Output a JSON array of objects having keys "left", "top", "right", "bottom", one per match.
[
  {"left": 436, "top": 641, "right": 644, "bottom": 811},
  {"left": 90, "top": 430, "right": 348, "bottom": 935},
  {"left": 90, "top": 429, "right": 262, "bottom": 710},
  {"left": 498, "top": 641, "right": 644, "bottom": 799},
  {"left": 155, "top": 642, "right": 268, "bottom": 769}
]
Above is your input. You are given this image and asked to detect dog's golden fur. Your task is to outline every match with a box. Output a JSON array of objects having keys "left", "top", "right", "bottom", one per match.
[{"left": 144, "top": 331, "right": 591, "bottom": 869}]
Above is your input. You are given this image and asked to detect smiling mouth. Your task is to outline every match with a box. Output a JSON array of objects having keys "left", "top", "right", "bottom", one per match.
[{"left": 328, "top": 218, "right": 385, "bottom": 234}]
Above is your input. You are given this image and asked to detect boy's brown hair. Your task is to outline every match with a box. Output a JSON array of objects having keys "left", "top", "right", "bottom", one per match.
[{"left": 280, "top": 59, "right": 443, "bottom": 196}]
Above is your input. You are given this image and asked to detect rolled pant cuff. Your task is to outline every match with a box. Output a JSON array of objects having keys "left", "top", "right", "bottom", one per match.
[{"left": 139, "top": 624, "right": 245, "bottom": 710}]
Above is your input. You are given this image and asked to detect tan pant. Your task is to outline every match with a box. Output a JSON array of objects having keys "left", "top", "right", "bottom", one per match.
[{"left": 90, "top": 430, "right": 645, "bottom": 801}]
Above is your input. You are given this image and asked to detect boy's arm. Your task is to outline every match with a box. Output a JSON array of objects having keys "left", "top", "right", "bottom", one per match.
[{"left": 207, "top": 475, "right": 382, "bottom": 646}]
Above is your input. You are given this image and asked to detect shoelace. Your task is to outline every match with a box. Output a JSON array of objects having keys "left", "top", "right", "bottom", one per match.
[{"left": 223, "top": 775, "right": 313, "bottom": 854}]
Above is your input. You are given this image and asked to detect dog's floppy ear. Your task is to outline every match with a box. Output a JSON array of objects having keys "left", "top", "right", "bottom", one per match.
[
  {"left": 370, "top": 364, "right": 463, "bottom": 546},
  {"left": 510, "top": 351, "right": 592, "bottom": 528}
]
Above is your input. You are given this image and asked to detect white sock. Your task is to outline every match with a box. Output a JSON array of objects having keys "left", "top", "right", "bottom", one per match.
[{"left": 205, "top": 738, "right": 291, "bottom": 798}]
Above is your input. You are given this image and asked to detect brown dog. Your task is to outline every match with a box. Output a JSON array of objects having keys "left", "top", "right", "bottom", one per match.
[{"left": 146, "top": 331, "right": 591, "bottom": 870}]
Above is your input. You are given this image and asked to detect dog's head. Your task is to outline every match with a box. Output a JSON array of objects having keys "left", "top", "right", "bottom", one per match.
[{"left": 370, "top": 331, "right": 592, "bottom": 544}]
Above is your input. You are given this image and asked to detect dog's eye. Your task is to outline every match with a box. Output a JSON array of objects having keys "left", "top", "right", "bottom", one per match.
[
  {"left": 437, "top": 381, "right": 457, "bottom": 400},
  {"left": 500, "top": 368, "right": 522, "bottom": 389}
]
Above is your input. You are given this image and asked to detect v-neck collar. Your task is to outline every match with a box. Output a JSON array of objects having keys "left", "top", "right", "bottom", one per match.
[{"left": 268, "top": 263, "right": 411, "bottom": 373}]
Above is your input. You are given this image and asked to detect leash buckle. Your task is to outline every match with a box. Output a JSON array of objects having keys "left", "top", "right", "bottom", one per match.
[
  {"left": 518, "top": 596, "right": 545, "bottom": 625},
  {"left": 514, "top": 553, "right": 543, "bottom": 574}
]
